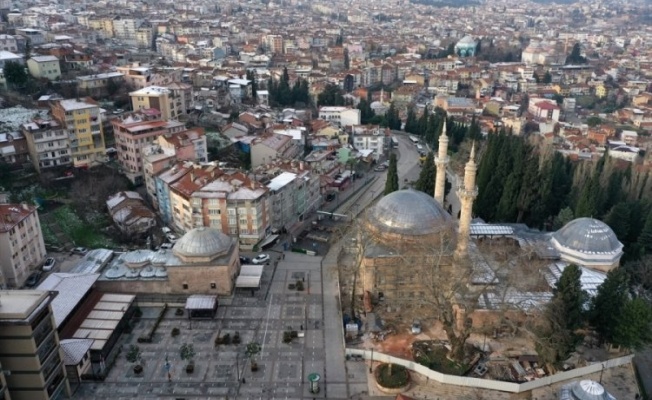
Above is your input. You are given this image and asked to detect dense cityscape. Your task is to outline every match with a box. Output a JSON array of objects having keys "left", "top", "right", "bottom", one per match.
[{"left": 0, "top": 0, "right": 652, "bottom": 399}]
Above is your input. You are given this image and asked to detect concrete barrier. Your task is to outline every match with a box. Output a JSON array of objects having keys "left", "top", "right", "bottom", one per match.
[{"left": 345, "top": 348, "right": 634, "bottom": 393}]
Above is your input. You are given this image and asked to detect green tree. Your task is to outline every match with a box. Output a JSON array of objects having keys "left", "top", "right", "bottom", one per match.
[
  {"left": 543, "top": 71, "right": 552, "bottom": 84},
  {"left": 317, "top": 83, "right": 345, "bottom": 106},
  {"left": 384, "top": 153, "right": 399, "bottom": 195},
  {"left": 414, "top": 152, "right": 435, "bottom": 195},
  {"left": 553, "top": 264, "right": 587, "bottom": 332},
  {"left": 246, "top": 70, "right": 258, "bottom": 101},
  {"left": 638, "top": 210, "right": 652, "bottom": 254},
  {"left": 357, "top": 98, "right": 374, "bottom": 124},
  {"left": 589, "top": 268, "right": 629, "bottom": 345},
  {"left": 612, "top": 298, "right": 652, "bottom": 350},
  {"left": 552, "top": 207, "right": 574, "bottom": 230},
  {"left": 603, "top": 203, "right": 631, "bottom": 242},
  {"left": 179, "top": 343, "right": 196, "bottom": 365},
  {"left": 565, "top": 43, "right": 587, "bottom": 64},
  {"left": 586, "top": 116, "right": 602, "bottom": 127},
  {"left": 404, "top": 107, "right": 417, "bottom": 133},
  {"left": 126, "top": 344, "right": 141, "bottom": 365},
  {"left": 4, "top": 61, "right": 28, "bottom": 88}
]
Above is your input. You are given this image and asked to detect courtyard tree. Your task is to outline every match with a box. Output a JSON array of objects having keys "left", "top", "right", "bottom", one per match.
[
  {"left": 612, "top": 298, "right": 652, "bottom": 350},
  {"left": 180, "top": 343, "right": 196, "bottom": 372},
  {"left": 126, "top": 344, "right": 143, "bottom": 374},
  {"left": 384, "top": 153, "right": 399, "bottom": 195},
  {"left": 246, "top": 341, "right": 261, "bottom": 371}
]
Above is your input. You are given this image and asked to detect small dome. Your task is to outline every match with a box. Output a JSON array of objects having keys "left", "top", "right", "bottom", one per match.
[
  {"left": 173, "top": 227, "right": 233, "bottom": 259},
  {"left": 553, "top": 218, "right": 622, "bottom": 254},
  {"left": 368, "top": 189, "right": 452, "bottom": 236},
  {"left": 457, "top": 35, "right": 476, "bottom": 45},
  {"left": 571, "top": 380, "right": 612, "bottom": 400}
]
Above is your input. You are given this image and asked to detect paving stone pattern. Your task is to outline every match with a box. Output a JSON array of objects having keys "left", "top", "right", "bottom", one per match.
[{"left": 74, "top": 251, "right": 368, "bottom": 399}]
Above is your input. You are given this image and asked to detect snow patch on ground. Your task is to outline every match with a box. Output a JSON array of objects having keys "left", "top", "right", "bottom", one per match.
[{"left": 0, "top": 106, "right": 49, "bottom": 131}]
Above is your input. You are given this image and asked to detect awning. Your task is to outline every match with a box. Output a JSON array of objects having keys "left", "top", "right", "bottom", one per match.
[
  {"left": 259, "top": 234, "right": 279, "bottom": 249},
  {"left": 185, "top": 295, "right": 217, "bottom": 310},
  {"left": 236, "top": 264, "right": 264, "bottom": 288}
]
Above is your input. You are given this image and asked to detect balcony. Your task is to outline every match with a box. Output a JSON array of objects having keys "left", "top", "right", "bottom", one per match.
[{"left": 37, "top": 335, "right": 57, "bottom": 365}]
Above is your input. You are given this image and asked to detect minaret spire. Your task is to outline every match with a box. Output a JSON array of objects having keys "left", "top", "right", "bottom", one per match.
[
  {"left": 455, "top": 142, "right": 478, "bottom": 260},
  {"left": 434, "top": 115, "right": 449, "bottom": 205}
]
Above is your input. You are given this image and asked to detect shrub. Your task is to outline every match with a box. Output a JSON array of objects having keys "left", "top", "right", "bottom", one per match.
[
  {"left": 283, "top": 331, "right": 293, "bottom": 343},
  {"left": 133, "top": 306, "right": 143, "bottom": 318},
  {"left": 375, "top": 363, "right": 409, "bottom": 388},
  {"left": 222, "top": 333, "right": 231, "bottom": 345},
  {"left": 233, "top": 331, "right": 241, "bottom": 344},
  {"left": 171, "top": 327, "right": 180, "bottom": 337},
  {"left": 290, "top": 330, "right": 298, "bottom": 339},
  {"left": 288, "top": 283, "right": 296, "bottom": 290},
  {"left": 175, "top": 308, "right": 184, "bottom": 316},
  {"left": 295, "top": 280, "right": 304, "bottom": 291},
  {"left": 137, "top": 303, "right": 168, "bottom": 343}
]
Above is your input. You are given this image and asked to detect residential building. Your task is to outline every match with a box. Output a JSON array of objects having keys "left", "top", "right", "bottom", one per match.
[
  {"left": 166, "top": 82, "right": 193, "bottom": 114},
  {"left": 21, "top": 119, "right": 71, "bottom": 173},
  {"left": 528, "top": 98, "right": 561, "bottom": 121},
  {"left": 0, "top": 51, "right": 22, "bottom": 69},
  {"left": 112, "top": 114, "right": 185, "bottom": 184},
  {"left": 266, "top": 166, "right": 321, "bottom": 233},
  {"left": 50, "top": 98, "right": 106, "bottom": 168},
  {"left": 318, "top": 106, "right": 361, "bottom": 127},
  {"left": 0, "top": 290, "right": 71, "bottom": 400},
  {"left": 26, "top": 56, "right": 61, "bottom": 81},
  {"left": 76, "top": 72, "right": 124, "bottom": 94},
  {"left": 142, "top": 144, "right": 176, "bottom": 208},
  {"left": 0, "top": 34, "right": 17, "bottom": 52},
  {"left": 116, "top": 64, "right": 183, "bottom": 89},
  {"left": 156, "top": 128, "right": 207, "bottom": 163},
  {"left": 106, "top": 191, "right": 156, "bottom": 235},
  {"left": 130, "top": 86, "right": 182, "bottom": 121},
  {"left": 191, "top": 170, "right": 270, "bottom": 249},
  {"left": 155, "top": 162, "right": 192, "bottom": 225},
  {"left": 250, "top": 133, "right": 301, "bottom": 168},
  {"left": 0, "top": 204, "right": 46, "bottom": 288},
  {"left": 352, "top": 125, "right": 387, "bottom": 160},
  {"left": 0, "top": 132, "right": 29, "bottom": 167}
]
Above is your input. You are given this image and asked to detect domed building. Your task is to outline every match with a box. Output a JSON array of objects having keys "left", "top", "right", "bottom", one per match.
[
  {"left": 551, "top": 218, "right": 624, "bottom": 272},
  {"left": 454, "top": 35, "right": 478, "bottom": 57},
  {"left": 98, "top": 227, "right": 240, "bottom": 295},
  {"left": 361, "top": 189, "right": 457, "bottom": 305}
]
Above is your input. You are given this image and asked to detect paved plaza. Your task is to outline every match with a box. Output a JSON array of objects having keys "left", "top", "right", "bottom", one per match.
[{"left": 73, "top": 249, "right": 370, "bottom": 399}]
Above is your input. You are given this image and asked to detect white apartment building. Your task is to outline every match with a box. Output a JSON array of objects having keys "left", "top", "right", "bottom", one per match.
[
  {"left": 318, "top": 107, "right": 361, "bottom": 127},
  {"left": 21, "top": 119, "right": 72, "bottom": 172},
  {"left": 0, "top": 204, "right": 47, "bottom": 288},
  {"left": 352, "top": 125, "right": 387, "bottom": 161},
  {"left": 26, "top": 56, "right": 61, "bottom": 81}
]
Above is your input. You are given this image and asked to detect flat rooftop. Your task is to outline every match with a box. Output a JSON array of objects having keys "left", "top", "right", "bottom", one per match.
[{"left": 0, "top": 290, "right": 50, "bottom": 320}]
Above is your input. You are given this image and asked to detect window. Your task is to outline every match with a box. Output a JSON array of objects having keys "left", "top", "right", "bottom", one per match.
[
  {"left": 210, "top": 282, "right": 216, "bottom": 289},
  {"left": 182, "top": 283, "right": 188, "bottom": 290}
]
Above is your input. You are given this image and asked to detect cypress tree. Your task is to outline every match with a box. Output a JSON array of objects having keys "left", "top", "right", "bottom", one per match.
[
  {"left": 415, "top": 152, "right": 435, "bottom": 196},
  {"left": 516, "top": 149, "right": 541, "bottom": 224},
  {"left": 603, "top": 203, "right": 631, "bottom": 242},
  {"left": 417, "top": 107, "right": 429, "bottom": 136},
  {"left": 638, "top": 210, "right": 652, "bottom": 254},
  {"left": 384, "top": 153, "right": 399, "bottom": 195},
  {"left": 612, "top": 298, "right": 652, "bottom": 350},
  {"left": 405, "top": 107, "right": 417, "bottom": 133},
  {"left": 589, "top": 268, "right": 630, "bottom": 344},
  {"left": 553, "top": 264, "right": 587, "bottom": 331}
]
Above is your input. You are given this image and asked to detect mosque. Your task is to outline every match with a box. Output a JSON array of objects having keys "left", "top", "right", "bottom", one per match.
[
  {"left": 454, "top": 35, "right": 478, "bottom": 57},
  {"left": 359, "top": 120, "right": 624, "bottom": 323}
]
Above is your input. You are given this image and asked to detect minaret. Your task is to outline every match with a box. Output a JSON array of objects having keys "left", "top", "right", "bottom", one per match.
[
  {"left": 434, "top": 117, "right": 449, "bottom": 205},
  {"left": 455, "top": 143, "right": 478, "bottom": 260}
]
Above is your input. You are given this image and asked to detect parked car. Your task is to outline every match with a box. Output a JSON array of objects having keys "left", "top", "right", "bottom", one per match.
[
  {"left": 159, "top": 243, "right": 173, "bottom": 250},
  {"left": 374, "top": 165, "right": 386, "bottom": 172},
  {"left": 71, "top": 247, "right": 88, "bottom": 255},
  {"left": 411, "top": 320, "right": 422, "bottom": 335},
  {"left": 161, "top": 227, "right": 172, "bottom": 235},
  {"left": 166, "top": 233, "right": 178, "bottom": 243},
  {"left": 239, "top": 256, "right": 252, "bottom": 264},
  {"left": 42, "top": 257, "right": 56, "bottom": 272},
  {"left": 252, "top": 254, "right": 270, "bottom": 264},
  {"left": 382, "top": 160, "right": 390, "bottom": 167},
  {"left": 325, "top": 193, "right": 336, "bottom": 202},
  {"left": 25, "top": 271, "right": 42, "bottom": 288}
]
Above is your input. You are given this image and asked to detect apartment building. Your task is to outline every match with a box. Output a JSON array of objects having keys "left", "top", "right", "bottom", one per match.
[
  {"left": 76, "top": 72, "right": 124, "bottom": 94},
  {"left": 0, "top": 290, "right": 70, "bottom": 400},
  {"left": 142, "top": 145, "right": 176, "bottom": 208},
  {"left": 191, "top": 170, "right": 270, "bottom": 249},
  {"left": 112, "top": 17, "right": 140, "bottom": 42},
  {"left": 0, "top": 34, "right": 17, "bottom": 52},
  {"left": 155, "top": 162, "right": 192, "bottom": 225},
  {"left": 21, "top": 119, "right": 71, "bottom": 173},
  {"left": 157, "top": 128, "right": 207, "bottom": 163},
  {"left": 50, "top": 98, "right": 106, "bottom": 168},
  {"left": 26, "top": 56, "right": 61, "bottom": 81},
  {"left": 112, "top": 114, "right": 185, "bottom": 184},
  {"left": 250, "top": 133, "right": 301, "bottom": 168},
  {"left": 130, "top": 86, "right": 182, "bottom": 120},
  {"left": 352, "top": 125, "right": 387, "bottom": 160},
  {"left": 116, "top": 64, "right": 183, "bottom": 89},
  {"left": 266, "top": 166, "right": 321, "bottom": 233},
  {"left": 318, "top": 106, "right": 361, "bottom": 127},
  {"left": 0, "top": 204, "right": 46, "bottom": 288}
]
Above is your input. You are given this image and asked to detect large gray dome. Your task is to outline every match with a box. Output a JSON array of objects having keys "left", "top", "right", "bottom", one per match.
[
  {"left": 553, "top": 218, "right": 622, "bottom": 255},
  {"left": 368, "top": 189, "right": 453, "bottom": 236},
  {"left": 173, "top": 227, "right": 233, "bottom": 259}
]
